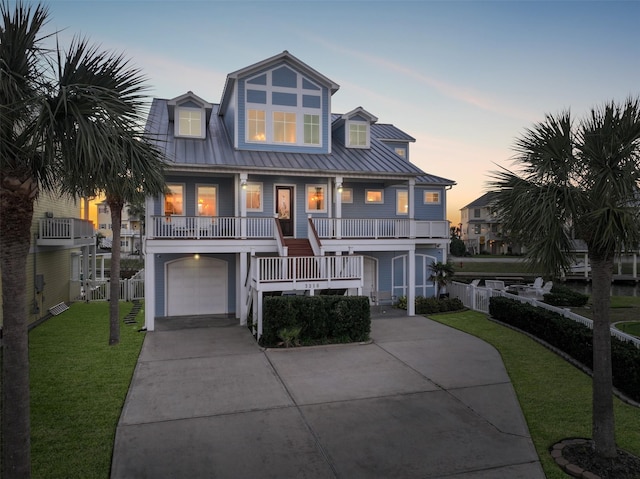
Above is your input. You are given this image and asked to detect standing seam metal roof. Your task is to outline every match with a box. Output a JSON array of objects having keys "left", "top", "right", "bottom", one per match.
[{"left": 146, "top": 99, "right": 455, "bottom": 185}]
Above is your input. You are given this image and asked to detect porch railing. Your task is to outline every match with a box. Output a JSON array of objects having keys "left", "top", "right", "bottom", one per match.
[
  {"left": 38, "top": 218, "right": 94, "bottom": 240},
  {"left": 252, "top": 255, "right": 363, "bottom": 285},
  {"left": 149, "top": 216, "right": 275, "bottom": 239},
  {"left": 312, "top": 218, "right": 449, "bottom": 239},
  {"left": 449, "top": 281, "right": 640, "bottom": 348}
]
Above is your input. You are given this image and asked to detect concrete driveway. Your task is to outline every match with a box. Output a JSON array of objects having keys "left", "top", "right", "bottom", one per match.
[{"left": 111, "top": 313, "right": 545, "bottom": 478}]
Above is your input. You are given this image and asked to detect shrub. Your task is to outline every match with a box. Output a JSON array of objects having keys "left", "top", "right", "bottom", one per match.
[
  {"left": 397, "top": 296, "right": 464, "bottom": 314},
  {"left": 489, "top": 296, "right": 640, "bottom": 402},
  {"left": 261, "top": 295, "right": 370, "bottom": 347},
  {"left": 543, "top": 284, "right": 589, "bottom": 307}
]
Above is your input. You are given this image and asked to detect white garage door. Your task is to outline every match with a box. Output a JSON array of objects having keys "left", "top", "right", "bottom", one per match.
[{"left": 166, "top": 257, "right": 228, "bottom": 316}]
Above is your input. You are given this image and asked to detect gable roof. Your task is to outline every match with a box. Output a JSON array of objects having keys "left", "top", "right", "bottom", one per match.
[
  {"left": 146, "top": 99, "right": 452, "bottom": 181},
  {"left": 219, "top": 50, "right": 340, "bottom": 114},
  {"left": 462, "top": 192, "right": 497, "bottom": 209}
]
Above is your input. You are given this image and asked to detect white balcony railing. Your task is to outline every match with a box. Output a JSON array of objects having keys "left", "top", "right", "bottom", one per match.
[
  {"left": 149, "top": 216, "right": 275, "bottom": 239},
  {"left": 252, "top": 255, "right": 363, "bottom": 285},
  {"left": 312, "top": 218, "right": 449, "bottom": 239},
  {"left": 38, "top": 218, "right": 95, "bottom": 246}
]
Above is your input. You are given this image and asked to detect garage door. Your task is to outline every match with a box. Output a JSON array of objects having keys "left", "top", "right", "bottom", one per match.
[{"left": 166, "top": 257, "right": 228, "bottom": 316}]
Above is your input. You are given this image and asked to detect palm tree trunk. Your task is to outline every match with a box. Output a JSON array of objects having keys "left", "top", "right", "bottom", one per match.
[
  {"left": 1, "top": 172, "right": 37, "bottom": 478},
  {"left": 107, "top": 197, "right": 124, "bottom": 346},
  {"left": 590, "top": 255, "right": 617, "bottom": 458}
]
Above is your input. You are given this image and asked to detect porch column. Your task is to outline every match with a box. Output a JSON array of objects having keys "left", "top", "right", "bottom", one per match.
[
  {"left": 239, "top": 173, "right": 247, "bottom": 239},
  {"left": 81, "top": 245, "right": 90, "bottom": 302},
  {"left": 408, "top": 179, "right": 416, "bottom": 238},
  {"left": 633, "top": 253, "right": 638, "bottom": 279},
  {"left": 407, "top": 247, "right": 416, "bottom": 316},
  {"left": 335, "top": 176, "right": 343, "bottom": 239},
  {"left": 144, "top": 253, "right": 155, "bottom": 331},
  {"left": 239, "top": 252, "right": 248, "bottom": 325}
]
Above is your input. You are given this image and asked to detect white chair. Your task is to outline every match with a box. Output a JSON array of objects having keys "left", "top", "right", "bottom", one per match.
[
  {"left": 485, "top": 280, "right": 506, "bottom": 291},
  {"left": 539, "top": 281, "right": 553, "bottom": 295},
  {"left": 527, "top": 277, "right": 543, "bottom": 289},
  {"left": 470, "top": 279, "right": 481, "bottom": 287}
]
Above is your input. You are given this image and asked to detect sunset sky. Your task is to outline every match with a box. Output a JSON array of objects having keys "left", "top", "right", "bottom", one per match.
[{"left": 43, "top": 0, "right": 640, "bottom": 224}]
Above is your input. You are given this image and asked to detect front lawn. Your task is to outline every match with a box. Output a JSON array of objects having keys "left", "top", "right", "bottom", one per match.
[
  {"left": 429, "top": 310, "right": 640, "bottom": 479},
  {"left": 29, "top": 302, "right": 145, "bottom": 479}
]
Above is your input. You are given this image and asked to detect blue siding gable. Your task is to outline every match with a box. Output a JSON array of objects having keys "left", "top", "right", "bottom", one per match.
[{"left": 234, "top": 60, "right": 331, "bottom": 154}]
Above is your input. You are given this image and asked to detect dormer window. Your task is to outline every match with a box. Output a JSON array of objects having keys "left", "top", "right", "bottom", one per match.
[
  {"left": 178, "top": 108, "right": 204, "bottom": 138},
  {"left": 168, "top": 92, "right": 212, "bottom": 140},
  {"left": 348, "top": 122, "right": 369, "bottom": 148},
  {"left": 341, "top": 107, "right": 377, "bottom": 149}
]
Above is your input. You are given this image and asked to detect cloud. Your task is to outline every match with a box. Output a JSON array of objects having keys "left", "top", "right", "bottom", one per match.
[{"left": 307, "top": 35, "right": 537, "bottom": 123}]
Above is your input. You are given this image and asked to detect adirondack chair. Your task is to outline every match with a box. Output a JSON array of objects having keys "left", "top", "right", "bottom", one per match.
[
  {"left": 539, "top": 281, "right": 553, "bottom": 295},
  {"left": 527, "top": 277, "right": 543, "bottom": 289},
  {"left": 470, "top": 279, "right": 481, "bottom": 287},
  {"left": 485, "top": 280, "right": 506, "bottom": 290}
]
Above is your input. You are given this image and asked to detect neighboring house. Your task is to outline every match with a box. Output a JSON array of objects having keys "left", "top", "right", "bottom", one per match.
[
  {"left": 96, "top": 201, "right": 143, "bottom": 254},
  {"left": 143, "top": 51, "right": 455, "bottom": 333},
  {"left": 0, "top": 191, "right": 95, "bottom": 327},
  {"left": 460, "top": 192, "right": 523, "bottom": 255}
]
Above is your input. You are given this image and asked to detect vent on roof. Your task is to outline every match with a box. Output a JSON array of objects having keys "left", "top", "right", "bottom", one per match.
[{"left": 48, "top": 302, "right": 69, "bottom": 316}]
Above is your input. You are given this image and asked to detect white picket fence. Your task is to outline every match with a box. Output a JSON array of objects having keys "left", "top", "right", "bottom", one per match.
[
  {"left": 449, "top": 281, "right": 640, "bottom": 348},
  {"left": 80, "top": 269, "right": 144, "bottom": 302}
]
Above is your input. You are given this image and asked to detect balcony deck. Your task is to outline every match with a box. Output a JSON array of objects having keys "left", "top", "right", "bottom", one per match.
[
  {"left": 149, "top": 216, "right": 449, "bottom": 241},
  {"left": 38, "top": 218, "right": 95, "bottom": 246}
]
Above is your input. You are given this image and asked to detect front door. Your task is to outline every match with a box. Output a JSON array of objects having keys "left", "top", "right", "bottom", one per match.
[{"left": 276, "top": 186, "right": 294, "bottom": 237}]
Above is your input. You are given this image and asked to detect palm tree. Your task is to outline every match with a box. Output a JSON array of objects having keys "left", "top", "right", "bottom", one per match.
[
  {"left": 489, "top": 98, "right": 640, "bottom": 458},
  {"left": 428, "top": 260, "right": 455, "bottom": 298},
  {"left": 1, "top": 2, "right": 165, "bottom": 474}
]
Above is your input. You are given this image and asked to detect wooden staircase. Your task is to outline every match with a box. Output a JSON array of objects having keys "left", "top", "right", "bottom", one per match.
[{"left": 284, "top": 238, "right": 314, "bottom": 257}]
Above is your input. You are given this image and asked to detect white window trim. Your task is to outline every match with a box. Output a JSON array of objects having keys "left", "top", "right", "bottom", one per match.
[
  {"left": 245, "top": 182, "right": 264, "bottom": 212},
  {"left": 346, "top": 120, "right": 370, "bottom": 149},
  {"left": 423, "top": 190, "right": 441, "bottom": 205},
  {"left": 305, "top": 183, "right": 328, "bottom": 213},
  {"left": 365, "top": 189, "right": 384, "bottom": 204},
  {"left": 396, "top": 189, "right": 408, "bottom": 215},
  {"left": 175, "top": 107, "right": 205, "bottom": 139},
  {"left": 196, "top": 184, "right": 218, "bottom": 217},
  {"left": 244, "top": 70, "right": 323, "bottom": 148},
  {"left": 164, "top": 183, "right": 186, "bottom": 216}
]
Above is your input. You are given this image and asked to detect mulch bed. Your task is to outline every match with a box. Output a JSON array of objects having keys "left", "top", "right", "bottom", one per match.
[{"left": 552, "top": 438, "right": 640, "bottom": 478}]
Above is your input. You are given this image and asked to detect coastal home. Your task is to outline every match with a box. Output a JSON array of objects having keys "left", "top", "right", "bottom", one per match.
[
  {"left": 0, "top": 191, "right": 95, "bottom": 327},
  {"left": 96, "top": 200, "right": 143, "bottom": 254},
  {"left": 460, "top": 192, "right": 524, "bottom": 255},
  {"left": 143, "top": 51, "right": 455, "bottom": 334}
]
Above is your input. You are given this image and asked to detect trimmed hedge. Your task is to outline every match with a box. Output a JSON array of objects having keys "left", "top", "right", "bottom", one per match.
[
  {"left": 489, "top": 296, "right": 640, "bottom": 402},
  {"left": 261, "top": 295, "right": 371, "bottom": 347},
  {"left": 543, "top": 284, "right": 589, "bottom": 307},
  {"left": 397, "top": 296, "right": 465, "bottom": 314}
]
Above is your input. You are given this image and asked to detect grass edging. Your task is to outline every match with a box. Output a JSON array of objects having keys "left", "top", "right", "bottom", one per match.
[
  {"left": 29, "top": 301, "right": 145, "bottom": 479},
  {"left": 427, "top": 309, "right": 640, "bottom": 479}
]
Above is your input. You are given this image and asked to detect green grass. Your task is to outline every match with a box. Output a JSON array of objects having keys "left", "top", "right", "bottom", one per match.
[
  {"left": 29, "top": 302, "right": 145, "bottom": 479},
  {"left": 571, "top": 296, "right": 640, "bottom": 323},
  {"left": 617, "top": 322, "right": 640, "bottom": 338},
  {"left": 428, "top": 310, "right": 640, "bottom": 479},
  {"left": 453, "top": 261, "right": 537, "bottom": 274}
]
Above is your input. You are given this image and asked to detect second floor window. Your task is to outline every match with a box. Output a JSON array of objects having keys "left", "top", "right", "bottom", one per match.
[
  {"left": 424, "top": 191, "right": 441, "bottom": 204},
  {"left": 245, "top": 183, "right": 262, "bottom": 211},
  {"left": 197, "top": 185, "right": 217, "bottom": 216},
  {"left": 397, "top": 190, "right": 408, "bottom": 215},
  {"left": 307, "top": 185, "right": 326, "bottom": 212},
  {"left": 164, "top": 184, "right": 184, "bottom": 215},
  {"left": 366, "top": 190, "right": 383, "bottom": 204},
  {"left": 473, "top": 208, "right": 481, "bottom": 218}
]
